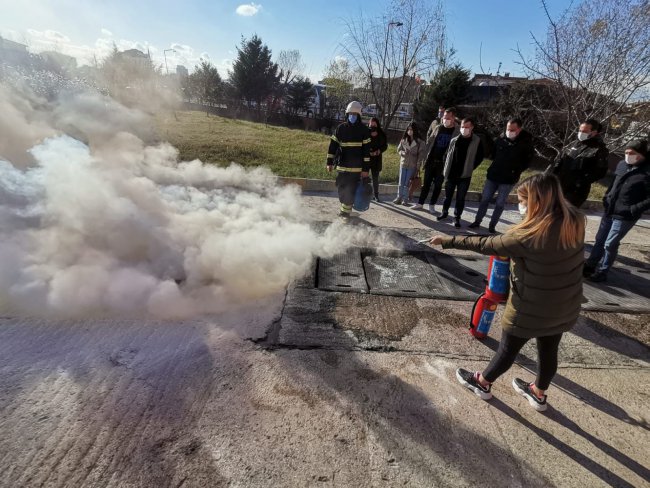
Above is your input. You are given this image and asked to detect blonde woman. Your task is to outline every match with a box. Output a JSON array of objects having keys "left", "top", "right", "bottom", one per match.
[{"left": 429, "top": 173, "right": 585, "bottom": 411}]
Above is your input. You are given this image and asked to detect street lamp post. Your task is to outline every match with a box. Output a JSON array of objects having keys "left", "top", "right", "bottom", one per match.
[
  {"left": 163, "top": 49, "right": 176, "bottom": 75},
  {"left": 381, "top": 21, "right": 403, "bottom": 126}
]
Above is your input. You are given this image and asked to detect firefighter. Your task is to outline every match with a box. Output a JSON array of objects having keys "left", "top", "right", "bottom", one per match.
[{"left": 326, "top": 101, "right": 371, "bottom": 219}]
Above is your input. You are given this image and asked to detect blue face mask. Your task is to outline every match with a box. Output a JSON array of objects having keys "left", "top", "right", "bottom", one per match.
[{"left": 348, "top": 114, "right": 358, "bottom": 124}]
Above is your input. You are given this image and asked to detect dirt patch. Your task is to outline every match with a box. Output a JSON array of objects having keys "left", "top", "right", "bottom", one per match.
[{"left": 332, "top": 294, "right": 421, "bottom": 341}]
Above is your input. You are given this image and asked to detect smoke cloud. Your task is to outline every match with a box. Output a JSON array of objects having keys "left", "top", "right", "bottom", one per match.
[{"left": 0, "top": 83, "right": 392, "bottom": 320}]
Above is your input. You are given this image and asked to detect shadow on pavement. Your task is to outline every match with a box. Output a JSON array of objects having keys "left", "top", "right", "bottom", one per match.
[
  {"left": 488, "top": 398, "right": 639, "bottom": 488},
  {"left": 479, "top": 332, "right": 649, "bottom": 431},
  {"left": 268, "top": 292, "right": 553, "bottom": 487}
]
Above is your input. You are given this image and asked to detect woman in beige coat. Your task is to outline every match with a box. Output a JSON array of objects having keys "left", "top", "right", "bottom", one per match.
[
  {"left": 393, "top": 122, "right": 424, "bottom": 205},
  {"left": 429, "top": 173, "right": 585, "bottom": 411}
]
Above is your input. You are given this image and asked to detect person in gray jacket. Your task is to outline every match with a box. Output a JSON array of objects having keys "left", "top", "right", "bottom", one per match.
[
  {"left": 429, "top": 173, "right": 585, "bottom": 412},
  {"left": 437, "top": 117, "right": 484, "bottom": 228}
]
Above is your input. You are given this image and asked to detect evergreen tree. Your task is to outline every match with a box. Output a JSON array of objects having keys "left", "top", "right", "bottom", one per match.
[
  {"left": 414, "top": 64, "right": 471, "bottom": 128},
  {"left": 186, "top": 61, "right": 223, "bottom": 107},
  {"left": 285, "top": 77, "right": 314, "bottom": 115},
  {"left": 229, "top": 35, "right": 280, "bottom": 110}
]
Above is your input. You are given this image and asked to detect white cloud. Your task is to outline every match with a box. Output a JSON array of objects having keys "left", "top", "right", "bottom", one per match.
[
  {"left": 101, "top": 28, "right": 113, "bottom": 37},
  {"left": 26, "top": 28, "right": 71, "bottom": 44},
  {"left": 235, "top": 3, "right": 262, "bottom": 16}
]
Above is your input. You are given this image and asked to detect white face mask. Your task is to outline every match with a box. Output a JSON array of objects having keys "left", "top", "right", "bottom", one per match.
[
  {"left": 460, "top": 127, "right": 471, "bottom": 137},
  {"left": 625, "top": 154, "right": 640, "bottom": 165},
  {"left": 443, "top": 119, "right": 453, "bottom": 128},
  {"left": 506, "top": 130, "right": 517, "bottom": 139},
  {"left": 577, "top": 132, "right": 590, "bottom": 142},
  {"left": 518, "top": 203, "right": 527, "bottom": 216}
]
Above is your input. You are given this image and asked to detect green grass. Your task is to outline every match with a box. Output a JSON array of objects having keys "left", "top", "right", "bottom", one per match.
[{"left": 156, "top": 111, "right": 607, "bottom": 199}]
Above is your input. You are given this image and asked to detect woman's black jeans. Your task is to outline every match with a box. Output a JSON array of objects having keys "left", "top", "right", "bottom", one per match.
[{"left": 482, "top": 331, "right": 563, "bottom": 390}]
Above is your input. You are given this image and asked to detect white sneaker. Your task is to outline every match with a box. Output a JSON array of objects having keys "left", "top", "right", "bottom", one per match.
[
  {"left": 410, "top": 203, "right": 423, "bottom": 210},
  {"left": 427, "top": 204, "right": 436, "bottom": 214}
]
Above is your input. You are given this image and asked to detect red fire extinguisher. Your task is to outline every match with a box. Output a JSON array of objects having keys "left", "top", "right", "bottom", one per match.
[{"left": 469, "top": 256, "right": 510, "bottom": 339}]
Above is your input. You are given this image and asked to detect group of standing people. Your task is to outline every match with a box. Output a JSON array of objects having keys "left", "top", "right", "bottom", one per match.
[
  {"left": 325, "top": 100, "right": 649, "bottom": 282},
  {"left": 399, "top": 107, "right": 529, "bottom": 231},
  {"left": 325, "top": 100, "right": 649, "bottom": 412}
]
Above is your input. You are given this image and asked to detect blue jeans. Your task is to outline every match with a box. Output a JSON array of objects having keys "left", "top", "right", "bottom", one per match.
[
  {"left": 398, "top": 166, "right": 416, "bottom": 201},
  {"left": 475, "top": 179, "right": 513, "bottom": 227},
  {"left": 586, "top": 216, "right": 636, "bottom": 274}
]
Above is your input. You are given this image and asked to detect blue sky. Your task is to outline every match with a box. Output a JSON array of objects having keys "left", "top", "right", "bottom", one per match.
[{"left": 0, "top": 0, "right": 570, "bottom": 82}]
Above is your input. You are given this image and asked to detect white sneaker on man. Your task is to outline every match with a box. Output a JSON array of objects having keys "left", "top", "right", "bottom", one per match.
[{"left": 410, "top": 203, "right": 423, "bottom": 210}]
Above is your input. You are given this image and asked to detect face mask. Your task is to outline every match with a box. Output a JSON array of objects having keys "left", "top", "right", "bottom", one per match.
[
  {"left": 460, "top": 127, "right": 471, "bottom": 137},
  {"left": 348, "top": 114, "right": 358, "bottom": 124},
  {"left": 577, "top": 132, "right": 590, "bottom": 142},
  {"left": 506, "top": 130, "right": 517, "bottom": 139},
  {"left": 625, "top": 154, "right": 640, "bottom": 165},
  {"left": 518, "top": 203, "right": 527, "bottom": 216},
  {"left": 443, "top": 119, "right": 453, "bottom": 128}
]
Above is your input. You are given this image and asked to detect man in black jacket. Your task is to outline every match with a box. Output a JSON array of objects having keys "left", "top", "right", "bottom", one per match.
[
  {"left": 326, "top": 101, "right": 371, "bottom": 218},
  {"left": 410, "top": 107, "right": 460, "bottom": 213},
  {"left": 470, "top": 118, "right": 534, "bottom": 232},
  {"left": 553, "top": 118, "right": 609, "bottom": 208},
  {"left": 584, "top": 139, "right": 650, "bottom": 282}
]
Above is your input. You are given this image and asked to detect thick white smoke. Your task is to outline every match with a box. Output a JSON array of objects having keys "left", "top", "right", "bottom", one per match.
[{"left": 0, "top": 84, "right": 392, "bottom": 319}]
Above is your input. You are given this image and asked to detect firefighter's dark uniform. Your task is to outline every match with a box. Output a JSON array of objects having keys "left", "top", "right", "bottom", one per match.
[{"left": 326, "top": 120, "right": 371, "bottom": 216}]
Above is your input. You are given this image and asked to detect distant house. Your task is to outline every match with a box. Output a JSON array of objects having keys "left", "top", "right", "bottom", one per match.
[
  {"left": 115, "top": 49, "right": 152, "bottom": 70},
  {"left": 370, "top": 75, "right": 421, "bottom": 105},
  {"left": 0, "top": 37, "right": 30, "bottom": 65},
  {"left": 40, "top": 51, "right": 77, "bottom": 72},
  {"left": 467, "top": 73, "right": 529, "bottom": 104}
]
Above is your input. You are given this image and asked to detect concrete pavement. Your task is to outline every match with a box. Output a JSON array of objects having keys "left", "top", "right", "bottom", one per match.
[{"left": 0, "top": 193, "right": 648, "bottom": 487}]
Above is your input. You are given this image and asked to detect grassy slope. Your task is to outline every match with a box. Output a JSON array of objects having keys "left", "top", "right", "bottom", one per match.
[{"left": 155, "top": 111, "right": 606, "bottom": 198}]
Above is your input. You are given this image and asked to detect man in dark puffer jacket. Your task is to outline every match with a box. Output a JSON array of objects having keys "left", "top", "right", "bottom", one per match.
[
  {"left": 584, "top": 139, "right": 650, "bottom": 282},
  {"left": 553, "top": 118, "right": 609, "bottom": 208}
]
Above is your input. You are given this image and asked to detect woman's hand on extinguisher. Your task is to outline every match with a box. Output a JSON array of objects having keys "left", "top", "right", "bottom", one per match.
[{"left": 429, "top": 235, "right": 444, "bottom": 246}]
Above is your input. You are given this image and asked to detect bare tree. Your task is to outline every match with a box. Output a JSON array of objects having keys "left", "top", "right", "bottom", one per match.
[
  {"left": 516, "top": 0, "right": 650, "bottom": 156},
  {"left": 277, "top": 50, "right": 305, "bottom": 86},
  {"left": 340, "top": 0, "right": 450, "bottom": 129},
  {"left": 321, "top": 57, "right": 359, "bottom": 118}
]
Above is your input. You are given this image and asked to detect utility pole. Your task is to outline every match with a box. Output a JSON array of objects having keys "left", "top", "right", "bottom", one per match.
[{"left": 163, "top": 49, "right": 175, "bottom": 75}]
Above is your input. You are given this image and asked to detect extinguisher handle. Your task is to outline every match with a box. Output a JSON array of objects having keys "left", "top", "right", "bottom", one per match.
[{"left": 469, "top": 292, "right": 486, "bottom": 330}]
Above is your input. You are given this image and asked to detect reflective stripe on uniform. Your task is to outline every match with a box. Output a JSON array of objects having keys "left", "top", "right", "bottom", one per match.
[
  {"left": 341, "top": 203, "right": 352, "bottom": 212},
  {"left": 362, "top": 138, "right": 371, "bottom": 144},
  {"left": 336, "top": 166, "right": 362, "bottom": 172},
  {"left": 327, "top": 153, "right": 335, "bottom": 159},
  {"left": 331, "top": 135, "right": 340, "bottom": 143},
  {"left": 340, "top": 142, "right": 363, "bottom": 147}
]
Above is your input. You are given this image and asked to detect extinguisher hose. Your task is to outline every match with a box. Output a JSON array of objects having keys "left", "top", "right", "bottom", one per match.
[{"left": 469, "top": 292, "right": 486, "bottom": 330}]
